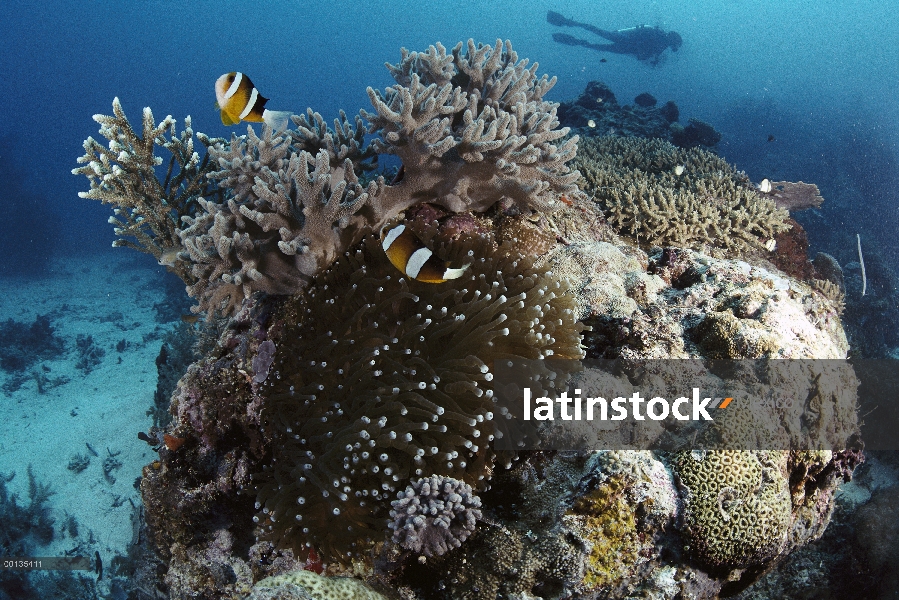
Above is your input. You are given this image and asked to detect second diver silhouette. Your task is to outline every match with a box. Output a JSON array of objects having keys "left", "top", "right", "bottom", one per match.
[{"left": 548, "top": 10, "right": 682, "bottom": 65}]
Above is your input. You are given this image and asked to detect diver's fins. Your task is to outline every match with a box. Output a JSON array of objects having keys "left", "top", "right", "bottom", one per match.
[
  {"left": 547, "top": 10, "right": 576, "bottom": 27},
  {"left": 547, "top": 11, "right": 609, "bottom": 39}
]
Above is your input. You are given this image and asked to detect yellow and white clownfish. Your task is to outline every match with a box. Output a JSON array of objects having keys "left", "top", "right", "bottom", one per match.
[
  {"left": 214, "top": 72, "right": 292, "bottom": 130},
  {"left": 380, "top": 224, "right": 470, "bottom": 283}
]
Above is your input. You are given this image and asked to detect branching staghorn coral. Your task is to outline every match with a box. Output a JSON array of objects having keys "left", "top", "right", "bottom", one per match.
[
  {"left": 252, "top": 232, "right": 584, "bottom": 559},
  {"left": 573, "top": 136, "right": 789, "bottom": 254},
  {"left": 178, "top": 126, "right": 384, "bottom": 317},
  {"left": 289, "top": 108, "right": 379, "bottom": 174},
  {"left": 76, "top": 40, "right": 581, "bottom": 318},
  {"left": 364, "top": 39, "right": 582, "bottom": 214},
  {"left": 73, "top": 97, "right": 223, "bottom": 283}
]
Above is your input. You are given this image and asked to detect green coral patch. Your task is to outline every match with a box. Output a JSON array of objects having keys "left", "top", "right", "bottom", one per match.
[
  {"left": 567, "top": 474, "right": 643, "bottom": 590},
  {"left": 673, "top": 449, "right": 791, "bottom": 568},
  {"left": 572, "top": 136, "right": 790, "bottom": 254}
]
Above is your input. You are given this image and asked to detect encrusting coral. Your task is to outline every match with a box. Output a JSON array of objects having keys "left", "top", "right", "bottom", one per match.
[
  {"left": 76, "top": 39, "right": 581, "bottom": 318},
  {"left": 249, "top": 569, "right": 387, "bottom": 600},
  {"left": 572, "top": 136, "right": 790, "bottom": 254},
  {"left": 252, "top": 231, "right": 585, "bottom": 559}
]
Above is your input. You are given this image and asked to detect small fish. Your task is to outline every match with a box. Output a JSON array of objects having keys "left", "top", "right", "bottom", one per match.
[
  {"left": 158, "top": 246, "right": 184, "bottom": 267},
  {"left": 596, "top": 97, "right": 604, "bottom": 104},
  {"left": 767, "top": 134, "right": 776, "bottom": 142},
  {"left": 674, "top": 165, "right": 685, "bottom": 176},
  {"left": 380, "top": 224, "right": 470, "bottom": 283},
  {"left": 764, "top": 238, "right": 777, "bottom": 252},
  {"left": 214, "top": 72, "right": 291, "bottom": 129},
  {"left": 600, "top": 58, "right": 608, "bottom": 63},
  {"left": 181, "top": 314, "right": 201, "bottom": 325},
  {"left": 587, "top": 119, "right": 596, "bottom": 128},
  {"left": 759, "top": 178, "right": 772, "bottom": 193}
]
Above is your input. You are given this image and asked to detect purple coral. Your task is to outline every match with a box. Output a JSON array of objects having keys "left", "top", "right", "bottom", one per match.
[{"left": 389, "top": 475, "right": 482, "bottom": 557}]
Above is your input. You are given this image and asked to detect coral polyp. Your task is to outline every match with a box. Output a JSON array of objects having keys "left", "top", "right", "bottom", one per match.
[{"left": 252, "top": 233, "right": 584, "bottom": 558}]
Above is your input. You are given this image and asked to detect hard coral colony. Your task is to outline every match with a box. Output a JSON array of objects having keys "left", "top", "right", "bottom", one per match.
[{"left": 75, "top": 39, "right": 585, "bottom": 558}]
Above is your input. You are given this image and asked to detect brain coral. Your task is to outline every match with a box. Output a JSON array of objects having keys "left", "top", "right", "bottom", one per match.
[
  {"left": 572, "top": 136, "right": 789, "bottom": 254},
  {"left": 250, "top": 570, "right": 386, "bottom": 600},
  {"left": 673, "top": 449, "right": 791, "bottom": 568},
  {"left": 252, "top": 231, "right": 584, "bottom": 559}
]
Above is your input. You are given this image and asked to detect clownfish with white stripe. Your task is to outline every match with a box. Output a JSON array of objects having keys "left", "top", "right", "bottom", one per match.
[
  {"left": 380, "top": 224, "right": 471, "bottom": 283},
  {"left": 214, "top": 72, "right": 292, "bottom": 130}
]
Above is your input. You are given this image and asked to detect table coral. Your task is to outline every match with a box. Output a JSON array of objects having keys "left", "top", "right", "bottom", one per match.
[
  {"left": 573, "top": 136, "right": 789, "bottom": 254},
  {"left": 363, "top": 39, "right": 581, "bottom": 214}
]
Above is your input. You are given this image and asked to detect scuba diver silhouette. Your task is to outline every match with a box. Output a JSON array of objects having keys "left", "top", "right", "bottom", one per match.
[{"left": 548, "top": 10, "right": 682, "bottom": 65}]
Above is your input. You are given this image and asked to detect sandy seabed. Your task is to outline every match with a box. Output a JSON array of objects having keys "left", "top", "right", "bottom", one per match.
[{"left": 0, "top": 251, "right": 179, "bottom": 568}]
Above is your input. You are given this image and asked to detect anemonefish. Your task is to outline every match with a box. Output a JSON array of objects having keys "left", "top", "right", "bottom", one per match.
[
  {"left": 214, "top": 72, "right": 291, "bottom": 129},
  {"left": 380, "top": 224, "right": 470, "bottom": 283}
]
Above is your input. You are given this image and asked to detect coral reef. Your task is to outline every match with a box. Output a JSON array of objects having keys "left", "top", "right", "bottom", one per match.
[
  {"left": 572, "top": 136, "right": 790, "bottom": 254},
  {"left": 77, "top": 39, "right": 865, "bottom": 600},
  {"left": 389, "top": 475, "right": 482, "bottom": 557},
  {"left": 254, "top": 231, "right": 584, "bottom": 558},
  {"left": 556, "top": 80, "right": 721, "bottom": 150},
  {"left": 151, "top": 321, "right": 207, "bottom": 428},
  {"left": 557, "top": 81, "right": 682, "bottom": 141},
  {"left": 671, "top": 118, "right": 722, "bottom": 148},
  {"left": 79, "top": 39, "right": 580, "bottom": 318},
  {"left": 574, "top": 243, "right": 848, "bottom": 360}
]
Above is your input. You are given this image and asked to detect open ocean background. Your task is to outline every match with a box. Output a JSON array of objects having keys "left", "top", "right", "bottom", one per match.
[{"left": 2, "top": 0, "right": 898, "bottom": 270}]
